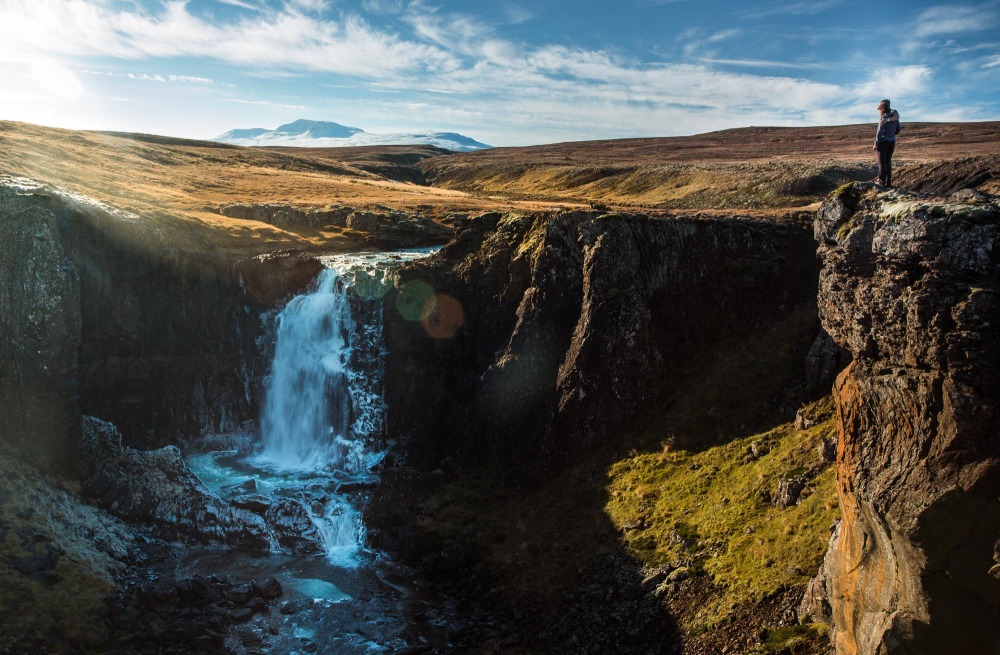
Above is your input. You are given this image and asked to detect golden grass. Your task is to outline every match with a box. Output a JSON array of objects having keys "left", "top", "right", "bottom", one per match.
[{"left": 0, "top": 121, "right": 575, "bottom": 257}]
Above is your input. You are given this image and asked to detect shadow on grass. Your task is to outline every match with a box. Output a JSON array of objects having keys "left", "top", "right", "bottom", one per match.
[{"left": 382, "top": 304, "right": 838, "bottom": 653}]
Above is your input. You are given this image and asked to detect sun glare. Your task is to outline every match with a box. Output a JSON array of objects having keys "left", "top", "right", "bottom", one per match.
[{"left": 28, "top": 59, "right": 85, "bottom": 100}]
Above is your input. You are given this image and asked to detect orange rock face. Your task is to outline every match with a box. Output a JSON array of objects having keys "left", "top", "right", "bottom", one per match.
[{"left": 815, "top": 185, "right": 1000, "bottom": 654}]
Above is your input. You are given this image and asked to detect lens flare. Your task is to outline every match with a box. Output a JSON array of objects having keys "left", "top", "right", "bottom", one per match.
[
  {"left": 421, "top": 293, "right": 464, "bottom": 339},
  {"left": 396, "top": 280, "right": 435, "bottom": 321}
]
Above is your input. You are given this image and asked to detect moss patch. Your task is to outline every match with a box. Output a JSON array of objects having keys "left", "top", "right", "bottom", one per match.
[{"left": 605, "top": 398, "right": 839, "bottom": 632}]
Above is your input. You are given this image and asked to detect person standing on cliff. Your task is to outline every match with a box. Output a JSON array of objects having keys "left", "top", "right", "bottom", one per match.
[{"left": 873, "top": 98, "right": 899, "bottom": 186}]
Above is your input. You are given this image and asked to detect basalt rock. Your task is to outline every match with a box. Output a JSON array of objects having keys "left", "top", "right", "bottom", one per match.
[
  {"left": 814, "top": 183, "right": 1000, "bottom": 654},
  {"left": 383, "top": 210, "right": 820, "bottom": 471},
  {"left": 78, "top": 416, "right": 270, "bottom": 549}
]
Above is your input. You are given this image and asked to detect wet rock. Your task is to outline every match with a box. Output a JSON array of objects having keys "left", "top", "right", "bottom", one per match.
[
  {"left": 230, "top": 607, "right": 253, "bottom": 622},
  {"left": 264, "top": 498, "right": 324, "bottom": 555},
  {"left": 225, "top": 583, "right": 254, "bottom": 605},
  {"left": 815, "top": 185, "right": 1000, "bottom": 654},
  {"left": 106, "top": 572, "right": 281, "bottom": 654},
  {"left": 229, "top": 494, "right": 272, "bottom": 514},
  {"left": 279, "top": 601, "right": 297, "bottom": 615},
  {"left": 223, "top": 479, "right": 258, "bottom": 495},
  {"left": 78, "top": 416, "right": 270, "bottom": 549},
  {"left": 252, "top": 576, "right": 283, "bottom": 601}
]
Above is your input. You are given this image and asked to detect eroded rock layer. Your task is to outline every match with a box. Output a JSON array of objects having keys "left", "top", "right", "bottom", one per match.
[{"left": 815, "top": 185, "right": 1000, "bottom": 654}]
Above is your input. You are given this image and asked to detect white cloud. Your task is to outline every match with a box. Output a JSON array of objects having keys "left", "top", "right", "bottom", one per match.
[
  {"left": 855, "top": 65, "right": 932, "bottom": 102},
  {"left": 0, "top": 0, "right": 457, "bottom": 78},
  {"left": 0, "top": 0, "right": 976, "bottom": 144},
  {"left": 985, "top": 54, "right": 1000, "bottom": 68}
]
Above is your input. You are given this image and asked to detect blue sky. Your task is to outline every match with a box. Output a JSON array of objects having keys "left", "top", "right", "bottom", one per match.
[{"left": 1, "top": 0, "right": 998, "bottom": 146}]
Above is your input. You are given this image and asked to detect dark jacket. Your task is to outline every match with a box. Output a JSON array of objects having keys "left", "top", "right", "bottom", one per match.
[{"left": 875, "top": 109, "right": 899, "bottom": 144}]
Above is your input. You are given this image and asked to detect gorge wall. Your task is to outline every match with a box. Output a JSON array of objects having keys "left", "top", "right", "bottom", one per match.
[
  {"left": 814, "top": 185, "right": 1000, "bottom": 654},
  {"left": 382, "top": 209, "right": 824, "bottom": 472},
  {"left": 0, "top": 178, "right": 319, "bottom": 462}
]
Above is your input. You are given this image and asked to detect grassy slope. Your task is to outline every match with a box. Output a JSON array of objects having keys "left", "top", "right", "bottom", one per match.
[
  {"left": 419, "top": 122, "right": 1000, "bottom": 211},
  {"left": 413, "top": 304, "right": 838, "bottom": 652},
  {"left": 0, "top": 121, "right": 528, "bottom": 258}
]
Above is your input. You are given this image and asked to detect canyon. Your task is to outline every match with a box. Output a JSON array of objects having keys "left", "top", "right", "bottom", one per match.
[{"left": 1, "top": 119, "right": 999, "bottom": 654}]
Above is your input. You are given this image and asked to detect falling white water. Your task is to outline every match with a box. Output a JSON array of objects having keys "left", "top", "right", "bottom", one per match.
[
  {"left": 260, "top": 269, "right": 357, "bottom": 471},
  {"left": 253, "top": 249, "right": 436, "bottom": 562}
]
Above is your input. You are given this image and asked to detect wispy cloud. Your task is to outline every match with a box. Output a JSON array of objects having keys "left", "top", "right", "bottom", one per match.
[
  {"left": 221, "top": 98, "right": 309, "bottom": 110},
  {"left": 215, "top": 0, "right": 261, "bottom": 10},
  {"left": 503, "top": 3, "right": 533, "bottom": 25},
  {"left": 913, "top": 3, "right": 999, "bottom": 38},
  {"left": 82, "top": 70, "right": 214, "bottom": 84},
  {"left": 740, "top": 0, "right": 845, "bottom": 19},
  {"left": 699, "top": 58, "right": 831, "bottom": 70}
]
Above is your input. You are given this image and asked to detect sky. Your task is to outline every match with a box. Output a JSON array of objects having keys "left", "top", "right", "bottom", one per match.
[{"left": 0, "top": 0, "right": 998, "bottom": 147}]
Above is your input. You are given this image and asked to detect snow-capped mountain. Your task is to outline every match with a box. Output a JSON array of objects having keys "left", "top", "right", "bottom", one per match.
[{"left": 215, "top": 119, "right": 491, "bottom": 152}]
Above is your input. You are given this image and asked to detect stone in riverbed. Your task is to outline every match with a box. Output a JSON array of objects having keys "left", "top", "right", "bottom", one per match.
[
  {"left": 253, "top": 576, "right": 283, "bottom": 600},
  {"left": 264, "top": 498, "right": 324, "bottom": 555}
]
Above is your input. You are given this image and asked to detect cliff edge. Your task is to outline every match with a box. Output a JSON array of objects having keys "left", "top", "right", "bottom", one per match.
[{"left": 814, "top": 184, "right": 1000, "bottom": 654}]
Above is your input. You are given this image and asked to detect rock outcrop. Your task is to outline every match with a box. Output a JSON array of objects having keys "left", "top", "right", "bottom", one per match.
[
  {"left": 383, "top": 210, "right": 821, "bottom": 471},
  {"left": 219, "top": 202, "right": 453, "bottom": 247},
  {"left": 78, "top": 416, "right": 270, "bottom": 549},
  {"left": 1, "top": 178, "right": 321, "bottom": 455},
  {"left": 814, "top": 184, "right": 1000, "bottom": 654},
  {"left": 0, "top": 179, "right": 82, "bottom": 466}
]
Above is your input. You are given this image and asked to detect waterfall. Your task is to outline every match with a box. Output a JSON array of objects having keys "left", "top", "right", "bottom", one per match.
[
  {"left": 250, "top": 250, "right": 434, "bottom": 562},
  {"left": 261, "top": 268, "right": 382, "bottom": 474},
  {"left": 259, "top": 269, "right": 360, "bottom": 471}
]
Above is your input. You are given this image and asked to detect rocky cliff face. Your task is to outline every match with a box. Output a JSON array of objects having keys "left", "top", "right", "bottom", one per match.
[
  {"left": 0, "top": 179, "right": 82, "bottom": 466},
  {"left": 814, "top": 184, "right": 1000, "bottom": 654},
  {"left": 382, "top": 210, "right": 822, "bottom": 471},
  {"left": 0, "top": 178, "right": 320, "bottom": 458}
]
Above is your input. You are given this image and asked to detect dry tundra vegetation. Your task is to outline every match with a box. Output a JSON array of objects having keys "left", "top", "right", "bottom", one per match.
[{"left": 3, "top": 118, "right": 1000, "bottom": 652}]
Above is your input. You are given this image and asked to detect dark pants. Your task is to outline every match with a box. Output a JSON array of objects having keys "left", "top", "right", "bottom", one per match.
[{"left": 876, "top": 140, "right": 895, "bottom": 186}]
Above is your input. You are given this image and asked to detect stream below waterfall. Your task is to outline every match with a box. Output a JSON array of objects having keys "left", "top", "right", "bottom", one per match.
[{"left": 178, "top": 249, "right": 451, "bottom": 654}]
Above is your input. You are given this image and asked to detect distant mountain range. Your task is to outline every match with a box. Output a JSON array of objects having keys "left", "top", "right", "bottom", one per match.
[{"left": 215, "top": 119, "right": 491, "bottom": 152}]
